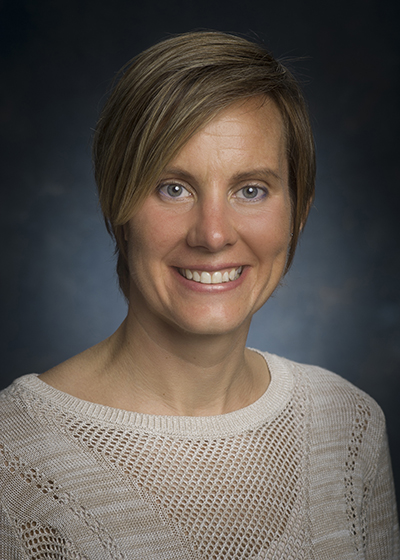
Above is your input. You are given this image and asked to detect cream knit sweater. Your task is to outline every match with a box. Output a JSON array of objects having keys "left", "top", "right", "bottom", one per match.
[{"left": 0, "top": 351, "right": 398, "bottom": 559}]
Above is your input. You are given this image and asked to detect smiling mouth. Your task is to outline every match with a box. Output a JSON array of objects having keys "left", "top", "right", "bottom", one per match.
[{"left": 178, "top": 266, "right": 243, "bottom": 284}]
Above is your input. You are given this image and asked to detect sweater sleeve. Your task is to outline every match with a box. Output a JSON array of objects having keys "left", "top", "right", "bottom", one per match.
[
  {"left": 0, "top": 504, "right": 27, "bottom": 560},
  {"left": 366, "top": 431, "right": 399, "bottom": 560}
]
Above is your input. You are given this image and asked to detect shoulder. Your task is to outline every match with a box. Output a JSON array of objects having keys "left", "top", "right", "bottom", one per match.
[
  {"left": 263, "top": 352, "right": 390, "bottom": 484},
  {"left": 0, "top": 374, "right": 77, "bottom": 460},
  {"left": 268, "top": 351, "right": 384, "bottom": 410},
  {"left": 262, "top": 351, "right": 386, "bottom": 442},
  {"left": 0, "top": 374, "right": 34, "bottom": 412},
  {"left": 0, "top": 375, "right": 46, "bottom": 442}
]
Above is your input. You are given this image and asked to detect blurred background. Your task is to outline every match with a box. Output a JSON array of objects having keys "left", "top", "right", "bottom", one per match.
[{"left": 1, "top": 0, "right": 399, "bottom": 501}]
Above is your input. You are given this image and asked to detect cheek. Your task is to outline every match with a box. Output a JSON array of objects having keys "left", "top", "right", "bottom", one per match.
[
  {"left": 242, "top": 205, "right": 291, "bottom": 257},
  {"left": 126, "top": 225, "right": 155, "bottom": 267},
  {"left": 126, "top": 210, "right": 182, "bottom": 267}
]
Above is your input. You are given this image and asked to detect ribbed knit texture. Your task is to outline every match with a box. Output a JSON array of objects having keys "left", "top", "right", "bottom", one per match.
[{"left": 0, "top": 351, "right": 398, "bottom": 559}]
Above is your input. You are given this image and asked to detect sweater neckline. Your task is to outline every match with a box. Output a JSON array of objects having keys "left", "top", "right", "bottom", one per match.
[{"left": 14, "top": 351, "right": 294, "bottom": 437}]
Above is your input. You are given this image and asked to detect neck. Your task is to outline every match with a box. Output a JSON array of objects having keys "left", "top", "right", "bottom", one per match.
[{"left": 98, "top": 308, "right": 269, "bottom": 416}]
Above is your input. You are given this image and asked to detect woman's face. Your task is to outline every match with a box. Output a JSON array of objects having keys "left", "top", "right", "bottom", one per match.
[{"left": 124, "top": 97, "right": 292, "bottom": 338}]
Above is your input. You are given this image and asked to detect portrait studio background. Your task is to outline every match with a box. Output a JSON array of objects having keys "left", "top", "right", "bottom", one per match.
[{"left": 1, "top": 0, "right": 399, "bottom": 502}]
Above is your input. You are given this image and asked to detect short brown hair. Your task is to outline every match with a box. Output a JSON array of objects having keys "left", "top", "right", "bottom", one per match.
[{"left": 93, "top": 31, "right": 315, "bottom": 298}]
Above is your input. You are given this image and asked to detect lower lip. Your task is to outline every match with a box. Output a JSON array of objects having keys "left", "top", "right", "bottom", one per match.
[{"left": 173, "top": 267, "right": 248, "bottom": 292}]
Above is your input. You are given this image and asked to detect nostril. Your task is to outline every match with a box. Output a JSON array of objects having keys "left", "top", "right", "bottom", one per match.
[{"left": 186, "top": 211, "right": 238, "bottom": 251}]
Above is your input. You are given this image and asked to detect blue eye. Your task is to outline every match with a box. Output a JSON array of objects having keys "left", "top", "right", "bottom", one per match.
[
  {"left": 237, "top": 186, "right": 267, "bottom": 201},
  {"left": 158, "top": 183, "right": 191, "bottom": 199}
]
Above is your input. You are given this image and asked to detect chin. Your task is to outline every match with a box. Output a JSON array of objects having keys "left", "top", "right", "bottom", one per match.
[{"left": 166, "top": 312, "right": 251, "bottom": 338}]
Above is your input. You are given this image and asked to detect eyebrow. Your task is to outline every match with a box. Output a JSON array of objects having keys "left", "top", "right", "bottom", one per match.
[
  {"left": 231, "top": 168, "right": 283, "bottom": 182},
  {"left": 160, "top": 167, "right": 284, "bottom": 183}
]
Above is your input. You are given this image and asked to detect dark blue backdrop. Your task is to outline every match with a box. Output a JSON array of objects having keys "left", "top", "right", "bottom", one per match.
[{"left": 1, "top": 0, "right": 399, "bottom": 501}]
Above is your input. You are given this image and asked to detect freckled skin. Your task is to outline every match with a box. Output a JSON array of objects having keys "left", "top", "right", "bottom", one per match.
[{"left": 124, "top": 97, "right": 292, "bottom": 338}]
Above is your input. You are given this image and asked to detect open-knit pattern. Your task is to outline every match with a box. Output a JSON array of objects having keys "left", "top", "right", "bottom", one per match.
[
  {"left": 17, "top": 521, "right": 87, "bottom": 560},
  {"left": 1, "top": 352, "right": 398, "bottom": 559},
  {"left": 60, "top": 383, "right": 308, "bottom": 559}
]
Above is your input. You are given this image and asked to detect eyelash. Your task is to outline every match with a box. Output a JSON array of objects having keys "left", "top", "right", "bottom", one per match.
[
  {"left": 157, "top": 182, "right": 268, "bottom": 202},
  {"left": 158, "top": 183, "right": 192, "bottom": 200},
  {"left": 234, "top": 185, "right": 268, "bottom": 202}
]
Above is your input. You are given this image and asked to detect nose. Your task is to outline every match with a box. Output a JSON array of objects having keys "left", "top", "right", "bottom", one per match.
[{"left": 186, "top": 194, "right": 238, "bottom": 252}]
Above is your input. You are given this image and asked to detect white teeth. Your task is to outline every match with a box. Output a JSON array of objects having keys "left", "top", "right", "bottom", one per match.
[
  {"left": 211, "top": 271, "right": 222, "bottom": 284},
  {"left": 181, "top": 266, "right": 243, "bottom": 284},
  {"left": 200, "top": 271, "right": 211, "bottom": 284}
]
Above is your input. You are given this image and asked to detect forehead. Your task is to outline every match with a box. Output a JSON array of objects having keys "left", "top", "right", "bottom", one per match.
[
  {"left": 166, "top": 97, "right": 288, "bottom": 180},
  {"left": 205, "top": 96, "right": 285, "bottom": 135}
]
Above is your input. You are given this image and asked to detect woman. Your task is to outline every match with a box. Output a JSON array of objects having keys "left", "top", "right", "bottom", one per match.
[{"left": 0, "top": 31, "right": 398, "bottom": 559}]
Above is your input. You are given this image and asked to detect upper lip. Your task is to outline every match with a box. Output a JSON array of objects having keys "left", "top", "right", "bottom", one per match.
[{"left": 174, "top": 264, "right": 244, "bottom": 272}]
